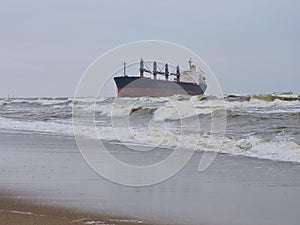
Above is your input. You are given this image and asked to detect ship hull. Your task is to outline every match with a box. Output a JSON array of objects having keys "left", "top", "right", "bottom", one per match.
[{"left": 114, "top": 76, "right": 206, "bottom": 97}]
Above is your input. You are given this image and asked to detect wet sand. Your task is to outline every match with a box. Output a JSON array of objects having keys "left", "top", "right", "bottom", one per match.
[
  {"left": 1, "top": 130, "right": 300, "bottom": 225},
  {"left": 0, "top": 192, "right": 148, "bottom": 225}
]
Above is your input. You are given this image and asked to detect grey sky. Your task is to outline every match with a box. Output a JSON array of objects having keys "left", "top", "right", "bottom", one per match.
[{"left": 0, "top": 0, "right": 299, "bottom": 97}]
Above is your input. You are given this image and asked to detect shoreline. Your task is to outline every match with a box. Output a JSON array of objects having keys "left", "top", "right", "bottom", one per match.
[{"left": 0, "top": 191, "right": 153, "bottom": 225}]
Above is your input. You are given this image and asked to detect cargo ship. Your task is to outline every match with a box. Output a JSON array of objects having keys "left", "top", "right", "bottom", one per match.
[{"left": 114, "top": 59, "right": 207, "bottom": 97}]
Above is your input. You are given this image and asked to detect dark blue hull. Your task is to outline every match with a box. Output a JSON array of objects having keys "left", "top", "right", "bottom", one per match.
[{"left": 114, "top": 76, "right": 206, "bottom": 97}]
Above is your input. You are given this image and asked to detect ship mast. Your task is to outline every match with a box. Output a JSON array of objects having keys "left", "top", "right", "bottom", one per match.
[
  {"left": 165, "top": 63, "right": 169, "bottom": 80},
  {"left": 170, "top": 65, "right": 180, "bottom": 82},
  {"left": 138, "top": 59, "right": 181, "bottom": 82},
  {"left": 153, "top": 61, "right": 157, "bottom": 80},
  {"left": 176, "top": 65, "right": 180, "bottom": 82},
  {"left": 140, "top": 59, "right": 144, "bottom": 78},
  {"left": 123, "top": 62, "right": 126, "bottom": 76},
  {"left": 139, "top": 58, "right": 151, "bottom": 78}
]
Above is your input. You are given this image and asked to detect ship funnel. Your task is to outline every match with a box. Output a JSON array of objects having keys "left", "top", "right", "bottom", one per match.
[
  {"left": 188, "top": 58, "right": 196, "bottom": 72},
  {"left": 191, "top": 64, "right": 196, "bottom": 72}
]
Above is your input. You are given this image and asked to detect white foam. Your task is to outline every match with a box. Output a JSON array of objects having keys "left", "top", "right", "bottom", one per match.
[
  {"left": 1, "top": 114, "right": 300, "bottom": 163},
  {"left": 272, "top": 93, "right": 299, "bottom": 99},
  {"left": 108, "top": 218, "right": 143, "bottom": 223},
  {"left": 73, "top": 96, "right": 300, "bottom": 121},
  {"left": 36, "top": 99, "right": 70, "bottom": 106},
  {"left": 219, "top": 137, "right": 300, "bottom": 162},
  {"left": 86, "top": 124, "right": 300, "bottom": 163},
  {"left": 191, "top": 97, "right": 300, "bottom": 108},
  {"left": 84, "top": 221, "right": 104, "bottom": 224},
  {"left": 7, "top": 210, "right": 44, "bottom": 216},
  {"left": 153, "top": 100, "right": 226, "bottom": 121},
  {"left": 137, "top": 96, "right": 166, "bottom": 103},
  {"left": 2, "top": 96, "right": 300, "bottom": 163},
  {"left": 0, "top": 117, "right": 73, "bottom": 136},
  {"left": 0, "top": 98, "right": 70, "bottom": 106},
  {"left": 10, "top": 99, "right": 37, "bottom": 104}
]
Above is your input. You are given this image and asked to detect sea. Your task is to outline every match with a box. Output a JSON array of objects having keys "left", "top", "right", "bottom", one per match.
[{"left": 0, "top": 94, "right": 300, "bottom": 163}]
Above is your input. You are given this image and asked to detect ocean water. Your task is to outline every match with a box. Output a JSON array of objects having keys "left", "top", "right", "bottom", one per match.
[{"left": 0, "top": 94, "right": 300, "bottom": 163}]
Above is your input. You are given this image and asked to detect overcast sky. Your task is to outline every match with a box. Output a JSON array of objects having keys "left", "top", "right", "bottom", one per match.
[{"left": 0, "top": 0, "right": 299, "bottom": 97}]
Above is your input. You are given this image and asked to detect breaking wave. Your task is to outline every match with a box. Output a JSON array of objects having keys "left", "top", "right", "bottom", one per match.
[{"left": 1, "top": 93, "right": 300, "bottom": 163}]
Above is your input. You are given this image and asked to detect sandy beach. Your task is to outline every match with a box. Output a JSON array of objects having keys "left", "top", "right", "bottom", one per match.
[
  {"left": 0, "top": 131, "right": 154, "bottom": 225},
  {"left": 1, "top": 130, "right": 300, "bottom": 225},
  {"left": 0, "top": 192, "right": 150, "bottom": 225}
]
